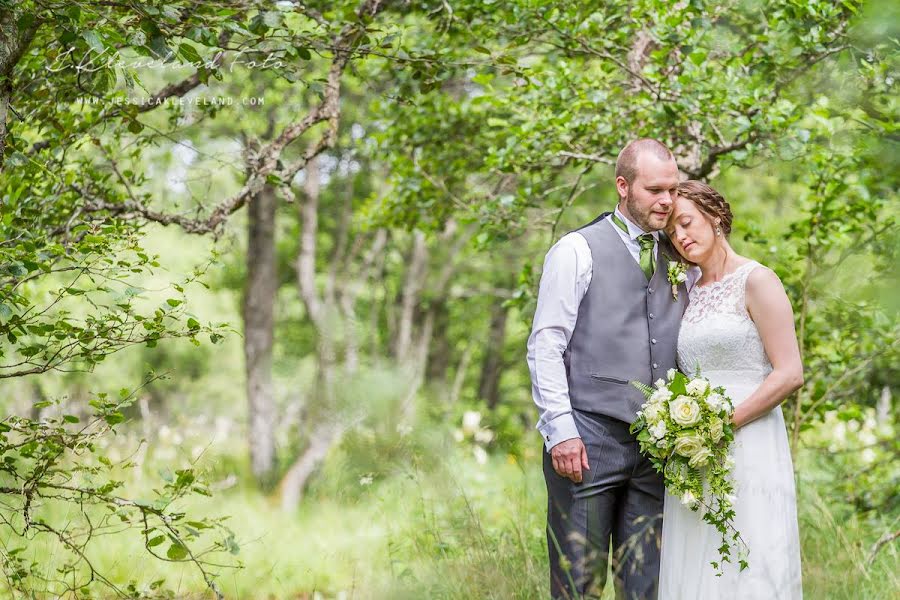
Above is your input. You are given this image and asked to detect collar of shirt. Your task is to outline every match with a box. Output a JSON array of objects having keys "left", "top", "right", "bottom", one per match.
[{"left": 613, "top": 206, "right": 659, "bottom": 242}]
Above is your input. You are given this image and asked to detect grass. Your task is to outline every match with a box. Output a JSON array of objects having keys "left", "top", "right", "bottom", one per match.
[{"left": 1, "top": 430, "right": 897, "bottom": 599}]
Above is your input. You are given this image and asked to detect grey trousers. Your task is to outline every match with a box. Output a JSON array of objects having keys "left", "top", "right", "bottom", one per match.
[{"left": 543, "top": 409, "right": 664, "bottom": 600}]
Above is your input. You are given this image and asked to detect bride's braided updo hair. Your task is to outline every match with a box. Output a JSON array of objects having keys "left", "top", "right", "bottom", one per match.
[{"left": 676, "top": 180, "right": 733, "bottom": 236}]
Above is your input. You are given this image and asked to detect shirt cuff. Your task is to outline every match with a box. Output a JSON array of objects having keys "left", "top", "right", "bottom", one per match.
[{"left": 538, "top": 412, "right": 581, "bottom": 451}]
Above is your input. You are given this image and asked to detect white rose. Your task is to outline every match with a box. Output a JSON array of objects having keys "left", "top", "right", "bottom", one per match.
[
  {"left": 708, "top": 417, "right": 724, "bottom": 443},
  {"left": 655, "top": 378, "right": 667, "bottom": 389},
  {"left": 681, "top": 490, "right": 698, "bottom": 507},
  {"left": 644, "top": 403, "right": 661, "bottom": 422},
  {"left": 724, "top": 455, "right": 735, "bottom": 470},
  {"left": 676, "top": 271, "right": 687, "bottom": 283},
  {"left": 667, "top": 368, "right": 677, "bottom": 381},
  {"left": 673, "top": 433, "right": 703, "bottom": 458},
  {"left": 649, "top": 420, "right": 667, "bottom": 440},
  {"left": 686, "top": 378, "right": 710, "bottom": 397},
  {"left": 688, "top": 446, "right": 713, "bottom": 468},
  {"left": 670, "top": 396, "right": 702, "bottom": 427},
  {"left": 655, "top": 439, "right": 668, "bottom": 449}
]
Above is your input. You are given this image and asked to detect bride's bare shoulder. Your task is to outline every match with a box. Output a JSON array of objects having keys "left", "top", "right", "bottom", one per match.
[{"left": 744, "top": 262, "right": 791, "bottom": 314}]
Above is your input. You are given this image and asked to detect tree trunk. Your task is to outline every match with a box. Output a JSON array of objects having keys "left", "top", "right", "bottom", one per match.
[
  {"left": 425, "top": 299, "right": 451, "bottom": 383},
  {"left": 394, "top": 230, "right": 427, "bottom": 363},
  {"left": 279, "top": 154, "right": 343, "bottom": 508},
  {"left": 278, "top": 423, "right": 344, "bottom": 510},
  {"left": 478, "top": 297, "right": 509, "bottom": 410},
  {"left": 449, "top": 342, "right": 473, "bottom": 405},
  {"left": 243, "top": 184, "right": 278, "bottom": 487},
  {"left": 0, "top": 9, "right": 39, "bottom": 170}
]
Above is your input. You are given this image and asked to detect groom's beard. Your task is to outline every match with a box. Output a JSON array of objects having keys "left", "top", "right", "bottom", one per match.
[{"left": 625, "top": 186, "right": 660, "bottom": 232}]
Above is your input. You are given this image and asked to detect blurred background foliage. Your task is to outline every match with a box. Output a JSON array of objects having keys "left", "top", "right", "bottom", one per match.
[{"left": 0, "top": 0, "right": 896, "bottom": 597}]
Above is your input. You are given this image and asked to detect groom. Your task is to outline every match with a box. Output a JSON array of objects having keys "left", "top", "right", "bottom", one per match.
[{"left": 526, "top": 139, "right": 689, "bottom": 599}]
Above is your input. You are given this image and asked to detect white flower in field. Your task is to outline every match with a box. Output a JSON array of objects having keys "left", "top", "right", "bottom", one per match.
[
  {"left": 861, "top": 448, "right": 876, "bottom": 464},
  {"left": 649, "top": 420, "right": 667, "bottom": 440},
  {"left": 674, "top": 433, "right": 703, "bottom": 458},
  {"left": 864, "top": 414, "right": 877, "bottom": 431},
  {"left": 670, "top": 396, "right": 702, "bottom": 426},
  {"left": 681, "top": 490, "right": 698, "bottom": 507},
  {"left": 688, "top": 446, "right": 713, "bottom": 468},
  {"left": 396, "top": 423, "right": 413, "bottom": 437},
  {"left": 452, "top": 429, "right": 464, "bottom": 442},
  {"left": 473, "top": 445, "right": 488, "bottom": 465},
  {"left": 474, "top": 428, "right": 494, "bottom": 444},
  {"left": 859, "top": 430, "right": 877, "bottom": 446},
  {"left": 686, "top": 378, "right": 710, "bottom": 396},
  {"left": 708, "top": 417, "right": 724, "bottom": 443},
  {"left": 847, "top": 419, "right": 860, "bottom": 433},
  {"left": 832, "top": 421, "right": 847, "bottom": 443},
  {"left": 667, "top": 368, "right": 677, "bottom": 381},
  {"left": 462, "top": 411, "right": 481, "bottom": 434},
  {"left": 359, "top": 474, "right": 374, "bottom": 486}
]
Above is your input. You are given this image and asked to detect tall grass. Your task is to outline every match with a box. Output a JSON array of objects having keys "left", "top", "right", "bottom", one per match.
[{"left": 2, "top": 423, "right": 896, "bottom": 598}]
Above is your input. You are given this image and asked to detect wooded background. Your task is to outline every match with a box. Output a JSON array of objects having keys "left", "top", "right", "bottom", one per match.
[{"left": 0, "top": 1, "right": 896, "bottom": 598}]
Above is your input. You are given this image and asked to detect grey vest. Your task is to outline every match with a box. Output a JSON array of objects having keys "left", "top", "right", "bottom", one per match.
[{"left": 564, "top": 215, "right": 689, "bottom": 424}]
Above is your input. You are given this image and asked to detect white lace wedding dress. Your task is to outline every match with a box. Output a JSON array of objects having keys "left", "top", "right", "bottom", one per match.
[{"left": 658, "top": 260, "right": 803, "bottom": 599}]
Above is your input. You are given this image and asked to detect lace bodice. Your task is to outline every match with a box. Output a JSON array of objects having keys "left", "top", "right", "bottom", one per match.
[{"left": 677, "top": 261, "right": 772, "bottom": 380}]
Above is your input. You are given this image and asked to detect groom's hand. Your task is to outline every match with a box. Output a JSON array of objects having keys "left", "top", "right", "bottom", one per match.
[{"left": 550, "top": 438, "right": 590, "bottom": 483}]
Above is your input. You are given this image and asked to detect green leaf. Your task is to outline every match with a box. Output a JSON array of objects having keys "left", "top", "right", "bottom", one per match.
[
  {"left": 178, "top": 43, "right": 202, "bottom": 65},
  {"left": 689, "top": 50, "right": 707, "bottom": 66},
  {"left": 166, "top": 542, "right": 188, "bottom": 560},
  {"left": 82, "top": 31, "right": 105, "bottom": 54},
  {"left": 104, "top": 412, "right": 125, "bottom": 425}
]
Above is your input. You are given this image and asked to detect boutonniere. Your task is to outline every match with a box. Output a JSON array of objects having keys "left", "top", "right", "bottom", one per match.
[{"left": 666, "top": 260, "right": 688, "bottom": 301}]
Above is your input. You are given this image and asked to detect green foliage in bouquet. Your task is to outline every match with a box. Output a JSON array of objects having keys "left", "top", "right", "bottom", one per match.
[{"left": 630, "top": 370, "right": 748, "bottom": 575}]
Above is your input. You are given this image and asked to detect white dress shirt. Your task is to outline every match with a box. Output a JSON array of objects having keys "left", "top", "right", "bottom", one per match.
[{"left": 526, "top": 207, "right": 699, "bottom": 450}]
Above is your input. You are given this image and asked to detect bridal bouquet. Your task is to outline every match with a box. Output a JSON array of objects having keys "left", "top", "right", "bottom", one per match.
[{"left": 630, "top": 369, "right": 748, "bottom": 574}]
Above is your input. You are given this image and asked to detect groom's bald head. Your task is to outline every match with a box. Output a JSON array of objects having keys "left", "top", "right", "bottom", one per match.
[{"left": 616, "top": 138, "right": 675, "bottom": 183}]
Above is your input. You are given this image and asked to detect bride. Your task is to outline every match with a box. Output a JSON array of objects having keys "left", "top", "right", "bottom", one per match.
[{"left": 658, "top": 180, "right": 804, "bottom": 599}]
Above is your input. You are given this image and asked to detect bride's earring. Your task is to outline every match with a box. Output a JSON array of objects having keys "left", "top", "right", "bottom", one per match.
[{"left": 716, "top": 227, "right": 721, "bottom": 236}]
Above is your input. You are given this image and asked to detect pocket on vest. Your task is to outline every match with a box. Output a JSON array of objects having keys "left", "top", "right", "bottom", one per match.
[{"left": 589, "top": 375, "right": 629, "bottom": 385}]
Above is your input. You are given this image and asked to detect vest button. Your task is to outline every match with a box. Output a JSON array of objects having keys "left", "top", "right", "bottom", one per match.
[
  {"left": 648, "top": 287, "right": 654, "bottom": 294},
  {"left": 651, "top": 338, "right": 657, "bottom": 344},
  {"left": 653, "top": 362, "right": 659, "bottom": 369},
  {"left": 649, "top": 313, "right": 655, "bottom": 319}
]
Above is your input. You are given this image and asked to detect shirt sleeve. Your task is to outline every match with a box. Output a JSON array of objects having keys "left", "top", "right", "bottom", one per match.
[{"left": 526, "top": 232, "right": 592, "bottom": 451}]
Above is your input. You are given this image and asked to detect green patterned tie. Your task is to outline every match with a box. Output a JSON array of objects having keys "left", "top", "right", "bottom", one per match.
[{"left": 611, "top": 213, "right": 656, "bottom": 280}]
